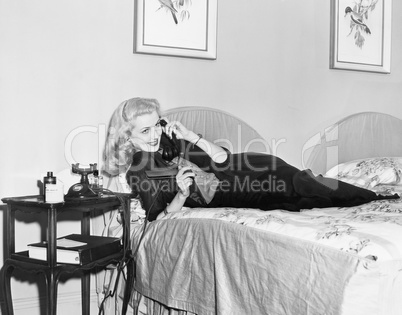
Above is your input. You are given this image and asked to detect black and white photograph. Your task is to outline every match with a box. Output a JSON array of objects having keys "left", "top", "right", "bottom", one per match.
[{"left": 1, "top": 1, "right": 402, "bottom": 315}]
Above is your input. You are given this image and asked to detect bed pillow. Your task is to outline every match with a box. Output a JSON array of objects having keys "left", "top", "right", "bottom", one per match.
[
  {"left": 325, "top": 157, "right": 402, "bottom": 189},
  {"left": 370, "top": 184, "right": 402, "bottom": 196}
]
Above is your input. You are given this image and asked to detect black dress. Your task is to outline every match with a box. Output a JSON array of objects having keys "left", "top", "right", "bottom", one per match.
[{"left": 126, "top": 138, "right": 398, "bottom": 221}]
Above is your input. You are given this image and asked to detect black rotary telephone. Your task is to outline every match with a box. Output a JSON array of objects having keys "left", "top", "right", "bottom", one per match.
[
  {"left": 159, "top": 119, "right": 180, "bottom": 161},
  {"left": 65, "top": 163, "right": 99, "bottom": 199}
]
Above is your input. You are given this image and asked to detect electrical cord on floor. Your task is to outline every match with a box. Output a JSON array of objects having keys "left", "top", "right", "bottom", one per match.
[
  {"left": 96, "top": 187, "right": 131, "bottom": 315},
  {"left": 131, "top": 183, "right": 163, "bottom": 315},
  {"left": 96, "top": 184, "right": 162, "bottom": 315}
]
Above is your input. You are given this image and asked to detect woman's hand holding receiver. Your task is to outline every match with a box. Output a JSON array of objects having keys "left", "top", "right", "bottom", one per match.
[
  {"left": 164, "top": 119, "right": 228, "bottom": 164},
  {"left": 176, "top": 166, "right": 195, "bottom": 198}
]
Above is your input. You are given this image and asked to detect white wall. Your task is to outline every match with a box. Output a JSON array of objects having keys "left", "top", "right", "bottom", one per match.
[{"left": 1, "top": 0, "right": 402, "bottom": 313}]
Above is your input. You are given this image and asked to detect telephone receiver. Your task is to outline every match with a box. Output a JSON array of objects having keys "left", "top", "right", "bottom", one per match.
[{"left": 159, "top": 118, "right": 180, "bottom": 161}]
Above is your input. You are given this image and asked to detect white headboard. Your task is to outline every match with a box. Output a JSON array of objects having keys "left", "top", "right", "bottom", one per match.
[
  {"left": 305, "top": 112, "right": 402, "bottom": 175},
  {"left": 164, "top": 106, "right": 271, "bottom": 154}
]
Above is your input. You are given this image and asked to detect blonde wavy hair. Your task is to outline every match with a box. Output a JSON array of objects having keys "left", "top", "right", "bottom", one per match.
[{"left": 103, "top": 97, "right": 161, "bottom": 176}]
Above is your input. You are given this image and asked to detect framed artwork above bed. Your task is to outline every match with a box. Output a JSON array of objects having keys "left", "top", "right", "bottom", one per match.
[
  {"left": 134, "top": 0, "right": 218, "bottom": 60},
  {"left": 330, "top": 0, "right": 392, "bottom": 73}
]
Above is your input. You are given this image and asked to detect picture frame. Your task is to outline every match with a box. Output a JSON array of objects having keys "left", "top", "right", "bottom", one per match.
[
  {"left": 330, "top": 0, "right": 392, "bottom": 73},
  {"left": 134, "top": 0, "right": 218, "bottom": 60}
]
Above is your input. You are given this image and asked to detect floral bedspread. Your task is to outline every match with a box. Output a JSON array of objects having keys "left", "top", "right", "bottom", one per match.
[
  {"left": 159, "top": 197, "right": 402, "bottom": 263},
  {"left": 128, "top": 195, "right": 402, "bottom": 315}
]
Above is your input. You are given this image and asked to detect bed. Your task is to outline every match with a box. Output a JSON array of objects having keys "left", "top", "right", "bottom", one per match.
[{"left": 97, "top": 108, "right": 402, "bottom": 315}]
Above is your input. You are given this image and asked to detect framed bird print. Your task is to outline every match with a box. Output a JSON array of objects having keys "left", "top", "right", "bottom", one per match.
[
  {"left": 134, "top": 0, "right": 218, "bottom": 59},
  {"left": 330, "top": 0, "right": 392, "bottom": 73}
]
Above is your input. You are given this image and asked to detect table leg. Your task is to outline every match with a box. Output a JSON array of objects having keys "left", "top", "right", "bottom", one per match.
[
  {"left": 1, "top": 261, "right": 15, "bottom": 315},
  {"left": 81, "top": 271, "right": 90, "bottom": 315},
  {"left": 122, "top": 258, "right": 134, "bottom": 315},
  {"left": 121, "top": 197, "right": 132, "bottom": 315},
  {"left": 81, "top": 212, "right": 91, "bottom": 314},
  {"left": 47, "top": 205, "right": 58, "bottom": 267},
  {"left": 5, "top": 205, "right": 15, "bottom": 258},
  {"left": 43, "top": 270, "right": 61, "bottom": 315}
]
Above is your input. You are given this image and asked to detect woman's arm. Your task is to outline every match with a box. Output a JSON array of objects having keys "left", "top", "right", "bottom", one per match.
[
  {"left": 126, "top": 161, "right": 196, "bottom": 217},
  {"left": 164, "top": 120, "right": 228, "bottom": 164},
  {"left": 165, "top": 165, "right": 195, "bottom": 213}
]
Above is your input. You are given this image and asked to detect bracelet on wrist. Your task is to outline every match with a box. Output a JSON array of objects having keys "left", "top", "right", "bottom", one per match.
[{"left": 192, "top": 134, "right": 202, "bottom": 148}]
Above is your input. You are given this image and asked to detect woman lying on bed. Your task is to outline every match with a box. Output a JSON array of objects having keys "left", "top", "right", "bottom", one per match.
[{"left": 103, "top": 97, "right": 398, "bottom": 221}]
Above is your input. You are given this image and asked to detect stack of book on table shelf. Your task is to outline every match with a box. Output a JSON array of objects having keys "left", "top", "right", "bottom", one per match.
[{"left": 28, "top": 234, "right": 121, "bottom": 265}]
